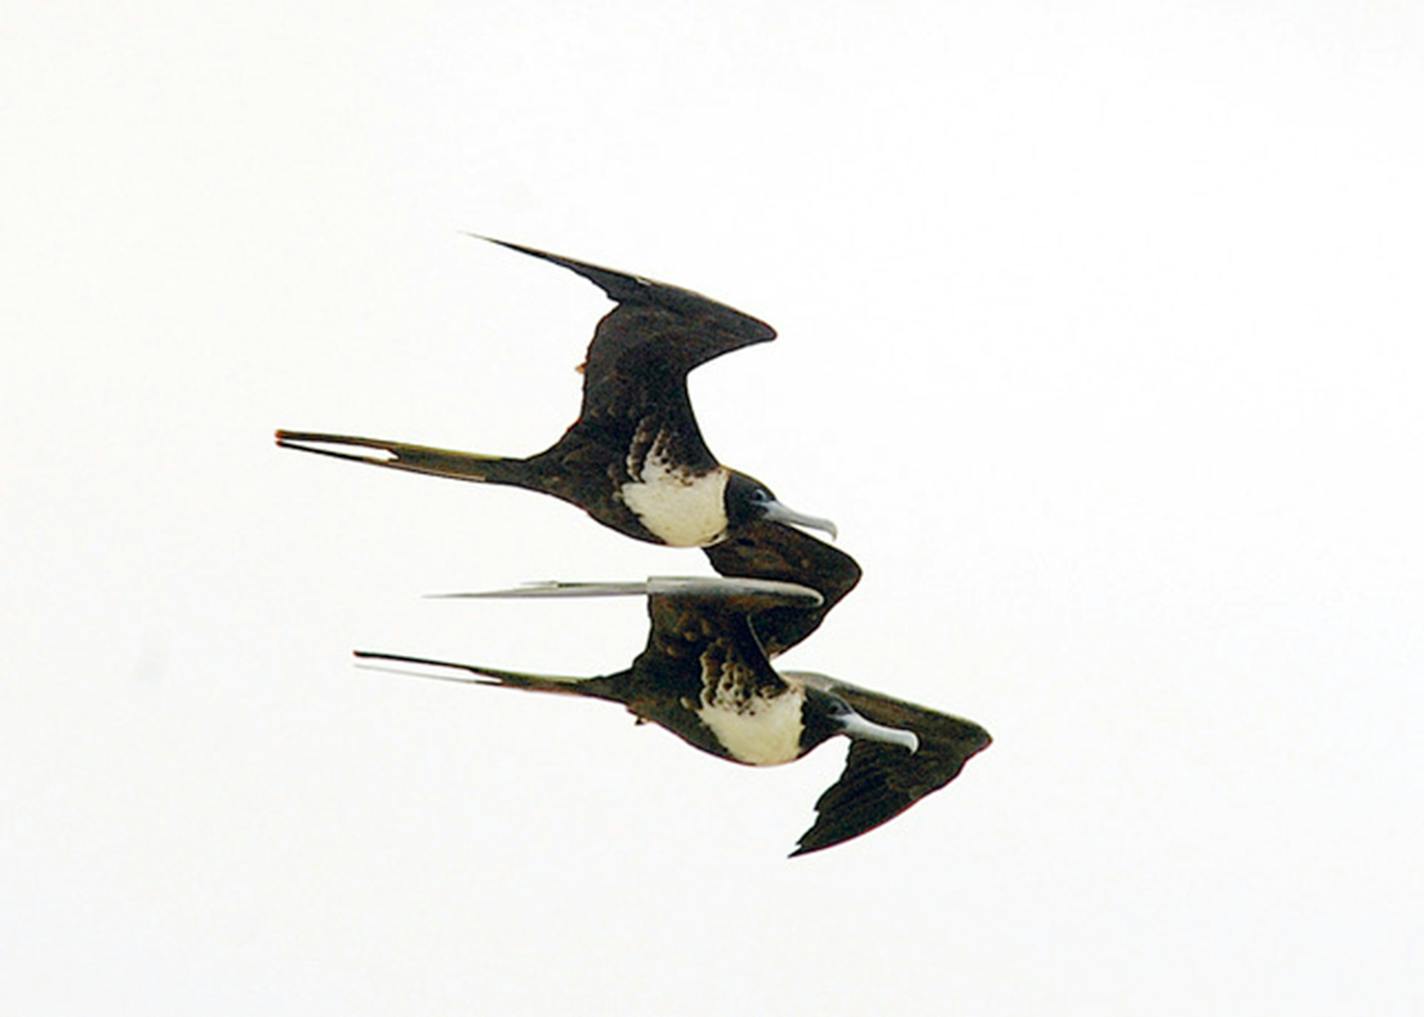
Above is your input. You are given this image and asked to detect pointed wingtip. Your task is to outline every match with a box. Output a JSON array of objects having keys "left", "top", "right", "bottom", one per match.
[
  {"left": 461, "top": 232, "right": 569, "bottom": 265},
  {"left": 787, "top": 839, "right": 825, "bottom": 859},
  {"left": 461, "top": 232, "right": 775, "bottom": 341},
  {"left": 424, "top": 581, "right": 654, "bottom": 600},
  {"left": 464, "top": 233, "right": 560, "bottom": 264},
  {"left": 460, "top": 230, "right": 502, "bottom": 247},
  {"left": 423, "top": 590, "right": 507, "bottom": 600}
]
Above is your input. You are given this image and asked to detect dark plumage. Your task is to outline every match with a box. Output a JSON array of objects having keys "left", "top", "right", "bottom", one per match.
[
  {"left": 703, "top": 519, "right": 862, "bottom": 656},
  {"left": 357, "top": 578, "right": 990, "bottom": 856},
  {"left": 276, "top": 237, "right": 834, "bottom": 547},
  {"left": 786, "top": 674, "right": 993, "bottom": 856}
]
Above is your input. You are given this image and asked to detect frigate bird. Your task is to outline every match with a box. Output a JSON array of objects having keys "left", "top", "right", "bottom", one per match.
[
  {"left": 357, "top": 577, "right": 990, "bottom": 856},
  {"left": 276, "top": 237, "right": 834, "bottom": 548}
]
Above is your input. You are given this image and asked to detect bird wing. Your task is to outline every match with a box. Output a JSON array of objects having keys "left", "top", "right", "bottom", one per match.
[
  {"left": 478, "top": 236, "right": 775, "bottom": 463},
  {"left": 703, "top": 520, "right": 862, "bottom": 655},
  {"left": 637, "top": 580, "right": 813, "bottom": 700},
  {"left": 433, "top": 576, "right": 824, "bottom": 605},
  {"left": 437, "top": 573, "right": 813, "bottom": 701},
  {"left": 790, "top": 677, "right": 991, "bottom": 856}
]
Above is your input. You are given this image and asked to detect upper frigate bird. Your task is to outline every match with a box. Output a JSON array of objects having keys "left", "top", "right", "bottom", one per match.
[
  {"left": 357, "top": 577, "right": 991, "bottom": 856},
  {"left": 276, "top": 237, "right": 834, "bottom": 548}
]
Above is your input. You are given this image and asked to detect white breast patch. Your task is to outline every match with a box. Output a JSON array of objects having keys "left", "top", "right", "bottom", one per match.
[
  {"left": 695, "top": 653, "right": 806, "bottom": 766},
  {"left": 619, "top": 429, "right": 729, "bottom": 547},
  {"left": 696, "top": 688, "right": 805, "bottom": 766}
]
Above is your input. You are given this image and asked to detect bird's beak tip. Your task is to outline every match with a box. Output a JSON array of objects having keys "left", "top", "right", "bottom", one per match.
[{"left": 762, "top": 500, "right": 839, "bottom": 542}]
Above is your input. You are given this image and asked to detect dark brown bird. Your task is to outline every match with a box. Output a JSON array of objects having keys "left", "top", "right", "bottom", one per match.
[
  {"left": 358, "top": 577, "right": 990, "bottom": 856},
  {"left": 276, "top": 237, "right": 834, "bottom": 547}
]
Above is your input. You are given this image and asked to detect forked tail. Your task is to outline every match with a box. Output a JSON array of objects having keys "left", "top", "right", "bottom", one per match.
[
  {"left": 353, "top": 649, "right": 621, "bottom": 702},
  {"left": 275, "top": 430, "right": 529, "bottom": 486}
]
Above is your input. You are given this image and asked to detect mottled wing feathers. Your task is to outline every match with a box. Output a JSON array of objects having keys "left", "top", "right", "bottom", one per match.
[
  {"left": 791, "top": 680, "right": 991, "bottom": 856},
  {"left": 703, "top": 520, "right": 863, "bottom": 655},
  {"left": 639, "top": 591, "right": 790, "bottom": 700}
]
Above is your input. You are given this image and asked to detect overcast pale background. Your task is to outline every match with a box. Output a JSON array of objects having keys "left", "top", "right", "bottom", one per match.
[{"left": 4, "top": 2, "right": 1422, "bottom": 1014}]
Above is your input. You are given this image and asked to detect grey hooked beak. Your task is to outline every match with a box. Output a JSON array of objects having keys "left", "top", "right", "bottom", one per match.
[
  {"left": 837, "top": 711, "right": 920, "bottom": 753},
  {"left": 761, "top": 499, "right": 838, "bottom": 541}
]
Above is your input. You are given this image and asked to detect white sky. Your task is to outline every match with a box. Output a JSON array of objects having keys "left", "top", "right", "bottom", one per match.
[{"left": 4, "top": 2, "right": 1422, "bottom": 1014}]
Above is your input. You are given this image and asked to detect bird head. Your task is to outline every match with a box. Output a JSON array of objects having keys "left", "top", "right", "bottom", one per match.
[
  {"left": 797, "top": 684, "right": 920, "bottom": 756},
  {"left": 723, "top": 470, "right": 838, "bottom": 540}
]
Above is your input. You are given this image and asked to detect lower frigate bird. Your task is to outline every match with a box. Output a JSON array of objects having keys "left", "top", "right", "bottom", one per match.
[
  {"left": 357, "top": 577, "right": 990, "bottom": 856},
  {"left": 276, "top": 236, "right": 834, "bottom": 548}
]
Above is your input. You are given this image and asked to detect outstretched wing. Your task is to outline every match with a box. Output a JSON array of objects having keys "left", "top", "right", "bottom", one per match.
[
  {"left": 443, "top": 574, "right": 820, "bottom": 702},
  {"left": 790, "top": 678, "right": 991, "bottom": 856},
  {"left": 477, "top": 236, "right": 775, "bottom": 459},
  {"left": 434, "top": 576, "right": 824, "bottom": 605},
  {"left": 703, "top": 520, "right": 862, "bottom": 655}
]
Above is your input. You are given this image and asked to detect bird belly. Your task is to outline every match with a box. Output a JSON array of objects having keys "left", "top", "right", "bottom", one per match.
[
  {"left": 619, "top": 462, "right": 730, "bottom": 547},
  {"left": 696, "top": 688, "right": 805, "bottom": 766}
]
